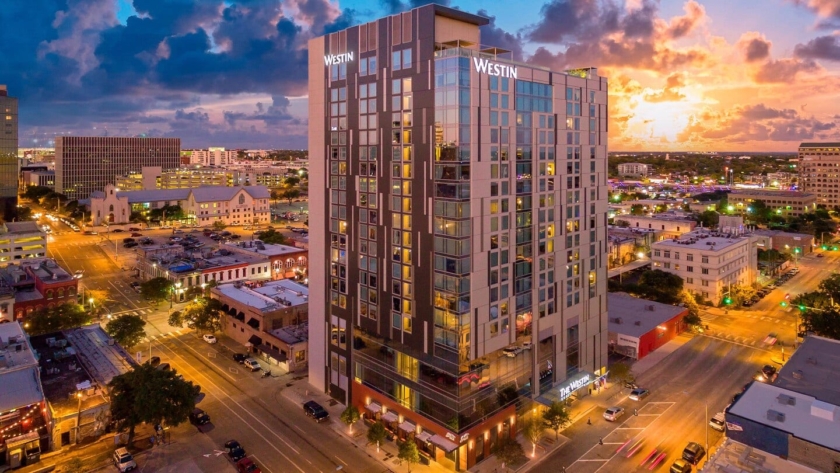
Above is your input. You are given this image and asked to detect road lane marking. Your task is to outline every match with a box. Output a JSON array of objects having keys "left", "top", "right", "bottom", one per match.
[
  {"left": 335, "top": 456, "right": 348, "bottom": 465},
  {"left": 250, "top": 455, "right": 274, "bottom": 473}
]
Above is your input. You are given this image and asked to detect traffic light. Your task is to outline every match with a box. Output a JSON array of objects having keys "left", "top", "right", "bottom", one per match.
[
  {"left": 822, "top": 245, "right": 828, "bottom": 250},
  {"left": 781, "top": 301, "right": 788, "bottom": 307},
  {"left": 799, "top": 305, "right": 806, "bottom": 312},
  {"left": 795, "top": 247, "right": 801, "bottom": 254},
  {"left": 724, "top": 297, "right": 732, "bottom": 305}
]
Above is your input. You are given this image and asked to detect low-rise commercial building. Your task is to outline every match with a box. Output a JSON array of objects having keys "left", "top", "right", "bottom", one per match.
[
  {"left": 138, "top": 245, "right": 271, "bottom": 298},
  {"left": 752, "top": 230, "right": 815, "bottom": 255},
  {"left": 212, "top": 279, "right": 308, "bottom": 373},
  {"left": 607, "top": 293, "right": 687, "bottom": 359},
  {"left": 89, "top": 184, "right": 270, "bottom": 227},
  {"left": 0, "top": 322, "right": 50, "bottom": 469},
  {"left": 728, "top": 189, "right": 816, "bottom": 217},
  {"left": 613, "top": 214, "right": 697, "bottom": 240},
  {"left": 0, "top": 258, "right": 78, "bottom": 321},
  {"left": 223, "top": 240, "right": 307, "bottom": 281},
  {"left": 725, "top": 336, "right": 840, "bottom": 473},
  {"left": 0, "top": 222, "right": 47, "bottom": 264},
  {"left": 651, "top": 229, "right": 757, "bottom": 305}
]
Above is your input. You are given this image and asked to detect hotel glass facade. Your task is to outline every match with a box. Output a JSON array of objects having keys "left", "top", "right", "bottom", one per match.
[
  {"left": 55, "top": 137, "right": 181, "bottom": 200},
  {"left": 308, "top": 5, "right": 609, "bottom": 470},
  {"left": 0, "top": 87, "right": 19, "bottom": 220}
]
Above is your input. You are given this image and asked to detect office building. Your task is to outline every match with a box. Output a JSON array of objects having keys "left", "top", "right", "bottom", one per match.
[
  {"left": 617, "top": 162, "right": 650, "bottom": 177},
  {"left": 54, "top": 137, "right": 180, "bottom": 200},
  {"left": 0, "top": 86, "right": 19, "bottom": 220},
  {"left": 651, "top": 229, "right": 757, "bottom": 305},
  {"left": 728, "top": 189, "right": 816, "bottom": 217},
  {"left": 187, "top": 147, "right": 238, "bottom": 166},
  {"left": 308, "top": 5, "right": 608, "bottom": 470},
  {"left": 799, "top": 142, "right": 840, "bottom": 207},
  {"left": 724, "top": 335, "right": 840, "bottom": 472}
]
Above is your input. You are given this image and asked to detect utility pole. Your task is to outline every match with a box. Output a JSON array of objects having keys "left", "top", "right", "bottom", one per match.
[{"left": 705, "top": 404, "right": 709, "bottom": 452}]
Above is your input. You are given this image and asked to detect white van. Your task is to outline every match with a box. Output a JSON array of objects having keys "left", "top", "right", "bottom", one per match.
[{"left": 709, "top": 412, "right": 725, "bottom": 432}]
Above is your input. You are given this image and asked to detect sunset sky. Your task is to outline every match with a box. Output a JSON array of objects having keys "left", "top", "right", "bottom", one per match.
[{"left": 4, "top": 0, "right": 840, "bottom": 151}]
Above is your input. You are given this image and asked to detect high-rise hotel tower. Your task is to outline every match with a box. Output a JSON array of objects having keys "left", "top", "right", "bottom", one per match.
[{"left": 308, "top": 5, "right": 609, "bottom": 470}]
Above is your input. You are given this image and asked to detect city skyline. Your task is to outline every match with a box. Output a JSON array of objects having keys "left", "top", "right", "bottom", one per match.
[{"left": 4, "top": 0, "right": 840, "bottom": 151}]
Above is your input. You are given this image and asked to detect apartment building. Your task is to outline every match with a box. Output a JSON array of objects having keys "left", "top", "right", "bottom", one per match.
[
  {"left": 799, "top": 142, "right": 840, "bottom": 207},
  {"left": 308, "top": 5, "right": 609, "bottom": 470},
  {"left": 728, "top": 189, "right": 816, "bottom": 217},
  {"left": 187, "top": 147, "right": 238, "bottom": 166},
  {"left": 89, "top": 184, "right": 270, "bottom": 227},
  {"left": 651, "top": 229, "right": 757, "bottom": 304},
  {"left": 54, "top": 137, "right": 180, "bottom": 200},
  {"left": 617, "top": 162, "right": 650, "bottom": 177},
  {"left": 724, "top": 336, "right": 840, "bottom": 472},
  {"left": 0, "top": 86, "right": 19, "bottom": 220},
  {"left": 115, "top": 166, "right": 295, "bottom": 191}
]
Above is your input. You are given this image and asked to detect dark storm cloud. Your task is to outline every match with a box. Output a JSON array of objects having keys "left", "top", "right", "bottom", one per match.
[
  {"left": 794, "top": 35, "right": 840, "bottom": 61},
  {"left": 738, "top": 34, "right": 772, "bottom": 63}
]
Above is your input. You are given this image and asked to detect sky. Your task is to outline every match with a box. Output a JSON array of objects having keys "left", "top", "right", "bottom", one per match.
[{"left": 4, "top": 0, "right": 840, "bottom": 151}]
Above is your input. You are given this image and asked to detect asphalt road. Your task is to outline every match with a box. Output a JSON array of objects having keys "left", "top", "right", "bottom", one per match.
[{"left": 542, "top": 335, "right": 772, "bottom": 472}]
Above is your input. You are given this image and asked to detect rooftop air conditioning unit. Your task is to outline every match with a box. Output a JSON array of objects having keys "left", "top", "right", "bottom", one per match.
[
  {"left": 766, "top": 410, "right": 786, "bottom": 423},
  {"left": 777, "top": 394, "right": 796, "bottom": 406}
]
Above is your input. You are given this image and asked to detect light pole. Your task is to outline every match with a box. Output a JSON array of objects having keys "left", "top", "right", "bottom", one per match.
[{"left": 705, "top": 404, "right": 708, "bottom": 452}]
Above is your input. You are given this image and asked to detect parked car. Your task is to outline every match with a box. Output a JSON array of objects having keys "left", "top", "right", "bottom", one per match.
[
  {"left": 128, "top": 227, "right": 141, "bottom": 231},
  {"left": 147, "top": 356, "right": 161, "bottom": 367},
  {"left": 122, "top": 238, "right": 135, "bottom": 243},
  {"left": 762, "top": 365, "right": 777, "bottom": 378},
  {"left": 130, "top": 233, "right": 143, "bottom": 237},
  {"left": 709, "top": 412, "right": 725, "bottom": 432},
  {"left": 113, "top": 447, "right": 137, "bottom": 472},
  {"left": 669, "top": 459, "right": 692, "bottom": 473},
  {"left": 203, "top": 334, "right": 217, "bottom": 344},
  {"left": 502, "top": 346, "right": 524, "bottom": 358},
  {"left": 236, "top": 458, "right": 262, "bottom": 473},
  {"left": 603, "top": 406, "right": 625, "bottom": 422},
  {"left": 243, "top": 358, "right": 261, "bottom": 371},
  {"left": 123, "top": 241, "right": 138, "bottom": 248},
  {"left": 629, "top": 388, "right": 650, "bottom": 401},
  {"left": 112, "top": 229, "right": 125, "bottom": 233},
  {"left": 189, "top": 408, "right": 210, "bottom": 425},
  {"left": 682, "top": 442, "right": 706, "bottom": 465},
  {"left": 232, "top": 353, "right": 248, "bottom": 364},
  {"left": 521, "top": 341, "right": 533, "bottom": 350},
  {"left": 224, "top": 440, "right": 246, "bottom": 462},
  {"left": 303, "top": 400, "right": 330, "bottom": 422}
]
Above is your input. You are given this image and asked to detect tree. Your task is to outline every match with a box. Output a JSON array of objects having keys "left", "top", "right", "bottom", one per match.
[
  {"left": 542, "top": 401, "right": 571, "bottom": 440},
  {"left": 85, "top": 288, "right": 110, "bottom": 316},
  {"left": 398, "top": 439, "right": 420, "bottom": 473},
  {"left": 140, "top": 277, "right": 173, "bottom": 303},
  {"left": 25, "top": 303, "right": 91, "bottom": 336},
  {"left": 818, "top": 274, "right": 840, "bottom": 303},
  {"left": 281, "top": 188, "right": 302, "bottom": 205},
  {"left": 696, "top": 210, "right": 719, "bottom": 229},
  {"left": 105, "top": 315, "right": 147, "bottom": 350},
  {"left": 340, "top": 406, "right": 361, "bottom": 434},
  {"left": 283, "top": 176, "right": 301, "bottom": 188},
  {"left": 168, "top": 297, "right": 223, "bottom": 333},
  {"left": 609, "top": 362, "right": 634, "bottom": 386},
  {"left": 630, "top": 204, "right": 646, "bottom": 215},
  {"left": 520, "top": 417, "right": 544, "bottom": 458},
  {"left": 799, "top": 306, "right": 840, "bottom": 340},
  {"left": 129, "top": 211, "right": 148, "bottom": 224},
  {"left": 258, "top": 228, "right": 287, "bottom": 245},
  {"left": 367, "top": 421, "right": 387, "bottom": 452},
  {"left": 109, "top": 363, "right": 198, "bottom": 445},
  {"left": 492, "top": 436, "right": 525, "bottom": 470},
  {"left": 212, "top": 220, "right": 227, "bottom": 231},
  {"left": 636, "top": 269, "right": 684, "bottom": 304},
  {"left": 22, "top": 185, "right": 53, "bottom": 201}
]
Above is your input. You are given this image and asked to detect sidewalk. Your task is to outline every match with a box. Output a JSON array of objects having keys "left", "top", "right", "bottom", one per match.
[{"left": 280, "top": 382, "right": 451, "bottom": 473}]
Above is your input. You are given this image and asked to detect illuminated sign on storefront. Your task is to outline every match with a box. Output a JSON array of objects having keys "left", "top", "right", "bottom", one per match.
[
  {"left": 557, "top": 373, "right": 591, "bottom": 400},
  {"left": 324, "top": 52, "right": 354, "bottom": 66},
  {"left": 473, "top": 58, "right": 518, "bottom": 79}
]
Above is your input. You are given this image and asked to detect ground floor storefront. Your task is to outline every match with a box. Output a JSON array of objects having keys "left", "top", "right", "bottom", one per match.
[{"left": 352, "top": 384, "right": 517, "bottom": 471}]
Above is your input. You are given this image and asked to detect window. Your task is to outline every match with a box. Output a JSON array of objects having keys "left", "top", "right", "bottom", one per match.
[
  {"left": 701, "top": 268, "right": 709, "bottom": 275},
  {"left": 687, "top": 266, "right": 694, "bottom": 273},
  {"left": 701, "top": 256, "right": 709, "bottom": 263}
]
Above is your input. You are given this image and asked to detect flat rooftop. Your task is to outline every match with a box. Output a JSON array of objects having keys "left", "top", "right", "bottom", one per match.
[
  {"left": 774, "top": 335, "right": 840, "bottom": 406},
  {"left": 729, "top": 381, "right": 840, "bottom": 452},
  {"left": 0, "top": 322, "right": 38, "bottom": 370},
  {"left": 607, "top": 293, "right": 687, "bottom": 338},
  {"left": 4, "top": 221, "right": 44, "bottom": 234},
  {"left": 652, "top": 230, "right": 748, "bottom": 251},
  {"left": 144, "top": 247, "right": 270, "bottom": 273},
  {"left": 214, "top": 279, "right": 308, "bottom": 312},
  {"left": 704, "top": 439, "right": 820, "bottom": 473},
  {"left": 225, "top": 240, "right": 304, "bottom": 257},
  {"left": 615, "top": 214, "right": 695, "bottom": 223},
  {"left": 270, "top": 321, "right": 309, "bottom": 345},
  {"left": 729, "top": 189, "right": 814, "bottom": 198}
]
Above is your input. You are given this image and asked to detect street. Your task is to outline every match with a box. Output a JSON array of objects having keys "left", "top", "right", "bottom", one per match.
[{"left": 542, "top": 335, "right": 773, "bottom": 472}]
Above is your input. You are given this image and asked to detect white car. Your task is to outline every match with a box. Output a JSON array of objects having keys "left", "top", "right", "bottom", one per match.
[
  {"left": 522, "top": 341, "right": 533, "bottom": 350},
  {"left": 244, "top": 358, "right": 261, "bottom": 371},
  {"left": 202, "top": 334, "right": 217, "bottom": 344},
  {"left": 603, "top": 406, "right": 625, "bottom": 422}
]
